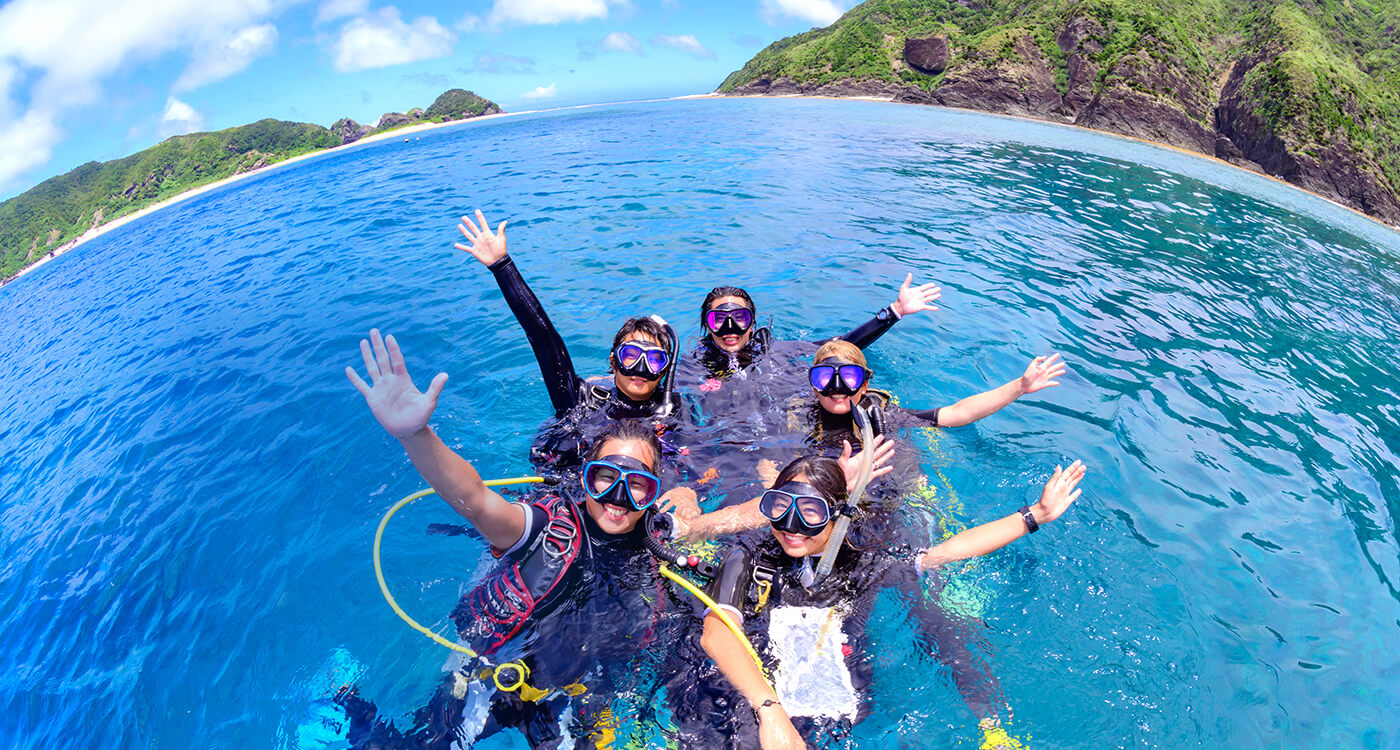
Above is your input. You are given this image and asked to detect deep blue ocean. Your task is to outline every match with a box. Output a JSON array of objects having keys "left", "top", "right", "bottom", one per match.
[{"left": 2, "top": 97, "right": 1397, "bottom": 749}]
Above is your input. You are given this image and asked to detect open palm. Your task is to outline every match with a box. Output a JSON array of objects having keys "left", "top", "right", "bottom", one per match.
[
  {"left": 345, "top": 329, "right": 448, "bottom": 438},
  {"left": 1020, "top": 353, "right": 1066, "bottom": 394}
]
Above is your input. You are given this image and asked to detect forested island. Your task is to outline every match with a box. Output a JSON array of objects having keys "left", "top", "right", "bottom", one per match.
[
  {"left": 718, "top": 0, "right": 1400, "bottom": 226},
  {"left": 0, "top": 89, "right": 499, "bottom": 282}
]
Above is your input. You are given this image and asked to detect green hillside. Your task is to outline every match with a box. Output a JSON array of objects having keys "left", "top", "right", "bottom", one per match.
[
  {"left": 719, "top": 0, "right": 1400, "bottom": 225},
  {"left": 1, "top": 89, "right": 500, "bottom": 282}
]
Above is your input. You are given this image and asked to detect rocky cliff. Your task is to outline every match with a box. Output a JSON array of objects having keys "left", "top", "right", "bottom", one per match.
[{"left": 719, "top": 0, "right": 1400, "bottom": 225}]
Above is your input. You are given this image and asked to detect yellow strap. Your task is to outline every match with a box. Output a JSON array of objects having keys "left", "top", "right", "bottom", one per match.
[
  {"left": 373, "top": 477, "right": 546, "bottom": 657},
  {"left": 658, "top": 563, "right": 774, "bottom": 690}
]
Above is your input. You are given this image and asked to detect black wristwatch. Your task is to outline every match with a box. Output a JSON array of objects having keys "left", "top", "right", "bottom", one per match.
[
  {"left": 1018, "top": 505, "right": 1040, "bottom": 533},
  {"left": 875, "top": 305, "right": 900, "bottom": 323}
]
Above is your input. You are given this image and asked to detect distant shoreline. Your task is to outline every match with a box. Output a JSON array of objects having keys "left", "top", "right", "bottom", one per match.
[
  {"left": 3, "top": 111, "right": 517, "bottom": 285},
  {"left": 7, "top": 93, "right": 1394, "bottom": 286}
]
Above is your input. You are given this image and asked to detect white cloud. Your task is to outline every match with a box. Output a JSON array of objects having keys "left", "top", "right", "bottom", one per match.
[
  {"left": 331, "top": 7, "right": 456, "bottom": 73},
  {"left": 0, "top": 0, "right": 286, "bottom": 189},
  {"left": 759, "top": 0, "right": 846, "bottom": 26},
  {"left": 520, "top": 83, "right": 557, "bottom": 100},
  {"left": 455, "top": 13, "right": 481, "bottom": 32},
  {"left": 316, "top": 0, "right": 368, "bottom": 25},
  {"left": 601, "top": 32, "right": 643, "bottom": 55},
  {"left": 650, "top": 34, "right": 715, "bottom": 60},
  {"left": 0, "top": 108, "right": 61, "bottom": 189},
  {"left": 159, "top": 96, "right": 204, "bottom": 138},
  {"left": 488, "top": 0, "right": 610, "bottom": 27},
  {"left": 173, "top": 23, "right": 277, "bottom": 92}
]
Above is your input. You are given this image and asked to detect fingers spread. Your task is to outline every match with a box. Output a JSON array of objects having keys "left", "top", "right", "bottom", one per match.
[
  {"left": 426, "top": 372, "right": 449, "bottom": 402},
  {"left": 346, "top": 366, "right": 371, "bottom": 397},
  {"left": 460, "top": 214, "right": 482, "bottom": 237},
  {"left": 370, "top": 328, "right": 390, "bottom": 371},
  {"left": 385, "top": 334, "right": 408, "bottom": 375},
  {"left": 360, "top": 339, "right": 381, "bottom": 380}
]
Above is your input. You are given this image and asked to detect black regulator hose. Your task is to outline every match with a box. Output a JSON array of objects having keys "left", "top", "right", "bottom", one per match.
[{"left": 642, "top": 510, "right": 718, "bottom": 581}]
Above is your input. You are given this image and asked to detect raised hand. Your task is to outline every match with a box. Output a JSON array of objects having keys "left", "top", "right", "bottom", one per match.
[
  {"left": 837, "top": 436, "right": 895, "bottom": 494},
  {"left": 1032, "top": 460, "right": 1086, "bottom": 524},
  {"left": 454, "top": 209, "right": 509, "bottom": 266},
  {"left": 345, "top": 329, "right": 448, "bottom": 438},
  {"left": 891, "top": 272, "right": 942, "bottom": 317},
  {"left": 1020, "top": 353, "right": 1066, "bottom": 394}
]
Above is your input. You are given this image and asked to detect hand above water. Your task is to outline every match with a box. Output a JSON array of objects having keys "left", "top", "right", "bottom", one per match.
[
  {"left": 454, "top": 209, "right": 509, "bottom": 266},
  {"left": 1031, "top": 460, "right": 1086, "bottom": 525},
  {"left": 890, "top": 272, "right": 941, "bottom": 318},
  {"left": 837, "top": 436, "right": 895, "bottom": 494},
  {"left": 1019, "top": 353, "right": 1066, "bottom": 394},
  {"left": 345, "top": 329, "right": 448, "bottom": 438}
]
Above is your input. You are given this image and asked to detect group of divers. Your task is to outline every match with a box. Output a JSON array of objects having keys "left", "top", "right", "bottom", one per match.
[{"left": 339, "top": 210, "right": 1086, "bottom": 750}]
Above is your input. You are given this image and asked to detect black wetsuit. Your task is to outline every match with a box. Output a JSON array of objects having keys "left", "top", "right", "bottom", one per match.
[
  {"left": 486, "top": 256, "right": 692, "bottom": 472},
  {"left": 670, "top": 310, "right": 905, "bottom": 507},
  {"left": 339, "top": 491, "right": 671, "bottom": 749},
  {"left": 667, "top": 537, "right": 1002, "bottom": 748}
]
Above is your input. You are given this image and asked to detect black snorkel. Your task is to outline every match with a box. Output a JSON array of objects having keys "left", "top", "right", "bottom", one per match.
[
  {"left": 648, "top": 314, "right": 679, "bottom": 418},
  {"left": 641, "top": 509, "right": 717, "bottom": 581}
]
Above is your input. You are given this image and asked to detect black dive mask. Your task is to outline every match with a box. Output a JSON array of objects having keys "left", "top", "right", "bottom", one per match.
[
  {"left": 705, "top": 303, "right": 754, "bottom": 337},
  {"left": 760, "top": 481, "right": 834, "bottom": 537},
  {"left": 582, "top": 454, "right": 661, "bottom": 511},
  {"left": 809, "top": 357, "right": 871, "bottom": 397}
]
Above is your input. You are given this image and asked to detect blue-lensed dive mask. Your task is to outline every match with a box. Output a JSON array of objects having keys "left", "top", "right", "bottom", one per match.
[
  {"left": 759, "top": 481, "right": 834, "bottom": 537},
  {"left": 582, "top": 455, "right": 662, "bottom": 511},
  {"left": 614, "top": 340, "right": 670, "bottom": 380},
  {"left": 809, "top": 358, "right": 871, "bottom": 397}
]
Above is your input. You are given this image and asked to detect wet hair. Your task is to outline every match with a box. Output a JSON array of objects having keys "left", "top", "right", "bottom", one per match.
[
  {"left": 612, "top": 316, "right": 674, "bottom": 353},
  {"left": 610, "top": 317, "right": 675, "bottom": 373},
  {"left": 772, "top": 455, "right": 848, "bottom": 508},
  {"left": 813, "top": 339, "right": 866, "bottom": 367},
  {"left": 700, "top": 286, "right": 756, "bottom": 330},
  {"left": 586, "top": 419, "right": 663, "bottom": 472}
]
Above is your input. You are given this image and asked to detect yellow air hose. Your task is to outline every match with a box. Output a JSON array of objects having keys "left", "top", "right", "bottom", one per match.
[
  {"left": 376, "top": 477, "right": 773, "bottom": 697},
  {"left": 658, "top": 563, "right": 774, "bottom": 691},
  {"left": 373, "top": 477, "right": 545, "bottom": 656}
]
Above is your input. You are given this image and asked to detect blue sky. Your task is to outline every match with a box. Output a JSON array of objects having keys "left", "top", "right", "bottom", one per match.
[{"left": 0, "top": 0, "right": 853, "bottom": 200}]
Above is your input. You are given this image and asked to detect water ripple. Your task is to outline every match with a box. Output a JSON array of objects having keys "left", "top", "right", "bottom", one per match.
[{"left": 0, "top": 98, "right": 1397, "bottom": 749}]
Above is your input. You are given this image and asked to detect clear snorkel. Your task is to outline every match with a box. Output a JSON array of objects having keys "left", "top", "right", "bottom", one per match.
[{"left": 814, "top": 403, "right": 874, "bottom": 580}]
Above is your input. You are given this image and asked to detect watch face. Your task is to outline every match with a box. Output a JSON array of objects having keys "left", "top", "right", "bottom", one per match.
[{"left": 878, "top": 308, "right": 893, "bottom": 321}]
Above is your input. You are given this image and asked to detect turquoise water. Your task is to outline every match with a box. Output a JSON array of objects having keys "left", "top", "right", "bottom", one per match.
[{"left": 1, "top": 97, "right": 1397, "bottom": 748}]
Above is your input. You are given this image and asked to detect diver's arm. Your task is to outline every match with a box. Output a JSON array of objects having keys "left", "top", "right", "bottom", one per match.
[
  {"left": 678, "top": 497, "right": 766, "bottom": 541},
  {"left": 918, "top": 461, "right": 1084, "bottom": 570},
  {"left": 455, "top": 210, "right": 582, "bottom": 416},
  {"left": 933, "top": 354, "right": 1066, "bottom": 427},
  {"left": 701, "top": 615, "right": 803, "bottom": 750},
  {"left": 346, "top": 328, "right": 527, "bottom": 550},
  {"left": 397, "top": 429, "right": 527, "bottom": 549},
  {"left": 841, "top": 273, "right": 943, "bottom": 348}
]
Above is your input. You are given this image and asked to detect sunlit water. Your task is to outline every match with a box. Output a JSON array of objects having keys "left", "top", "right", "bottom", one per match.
[{"left": 1, "top": 98, "right": 1397, "bottom": 749}]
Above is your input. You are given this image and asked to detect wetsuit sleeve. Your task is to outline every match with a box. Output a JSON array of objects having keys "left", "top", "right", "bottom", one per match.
[
  {"left": 487, "top": 256, "right": 583, "bottom": 416},
  {"left": 839, "top": 307, "right": 899, "bottom": 349},
  {"left": 707, "top": 546, "right": 751, "bottom": 622},
  {"left": 500, "top": 501, "right": 549, "bottom": 557},
  {"left": 885, "top": 404, "right": 941, "bottom": 430}
]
